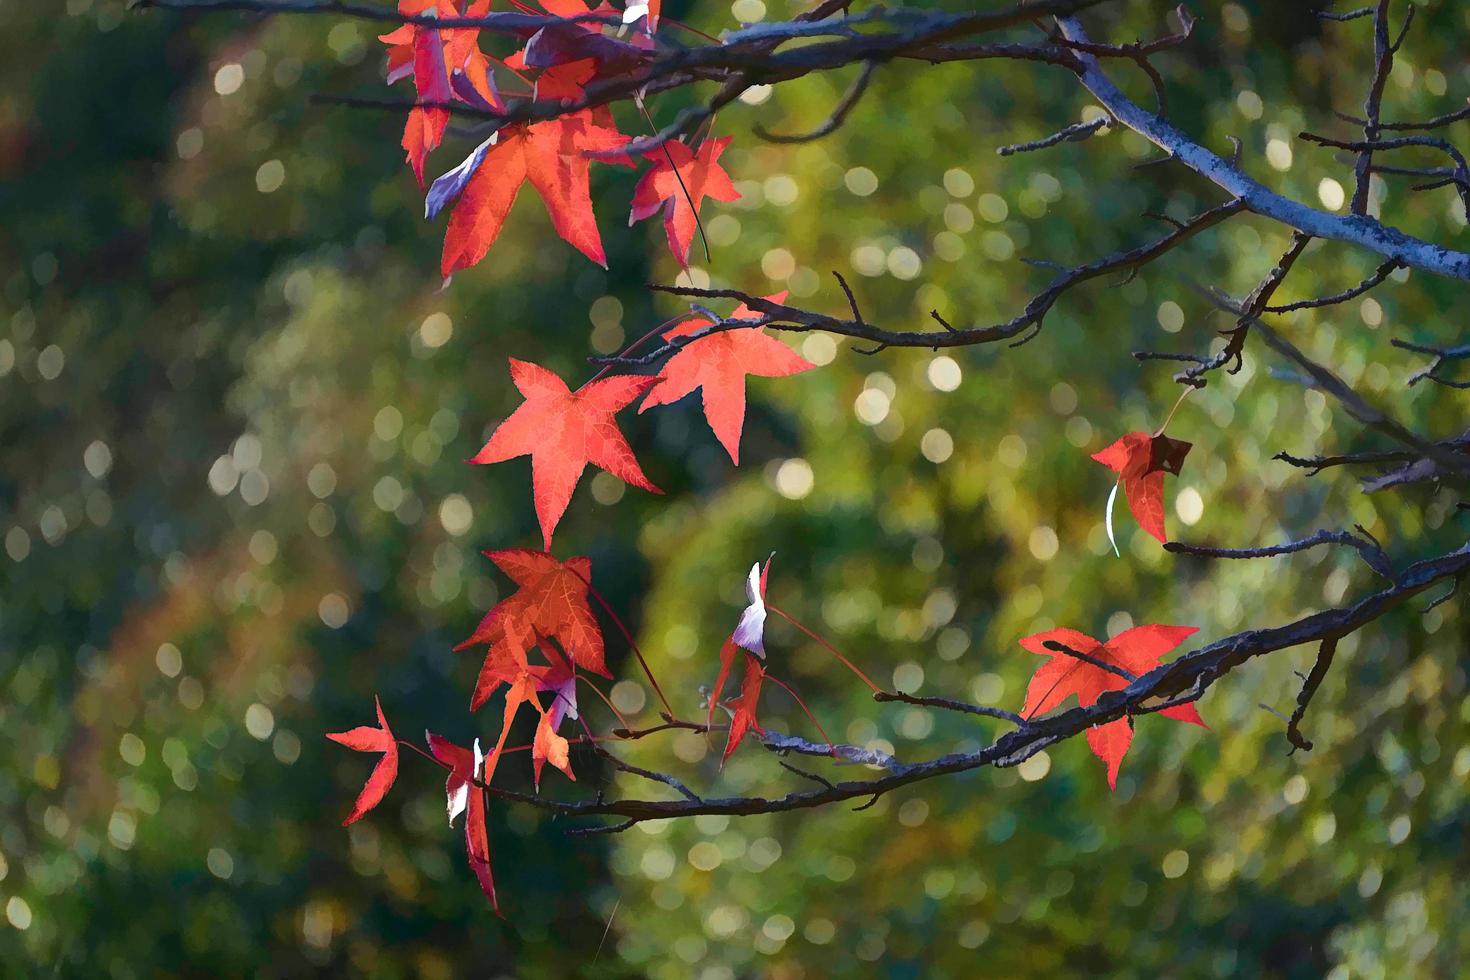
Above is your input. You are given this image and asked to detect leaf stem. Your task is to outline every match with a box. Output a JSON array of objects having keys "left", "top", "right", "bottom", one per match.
[
  {"left": 765, "top": 604, "right": 882, "bottom": 693},
  {"left": 568, "top": 565, "right": 677, "bottom": 717}
]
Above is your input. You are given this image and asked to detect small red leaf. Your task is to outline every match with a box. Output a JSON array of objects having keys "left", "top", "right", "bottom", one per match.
[
  {"left": 1091, "top": 431, "right": 1192, "bottom": 544},
  {"left": 722, "top": 651, "right": 766, "bottom": 765},
  {"left": 440, "top": 72, "right": 631, "bottom": 275},
  {"left": 325, "top": 696, "right": 399, "bottom": 825},
  {"left": 639, "top": 294, "right": 813, "bottom": 464},
  {"left": 532, "top": 710, "right": 575, "bottom": 789},
  {"left": 629, "top": 136, "right": 740, "bottom": 268}
]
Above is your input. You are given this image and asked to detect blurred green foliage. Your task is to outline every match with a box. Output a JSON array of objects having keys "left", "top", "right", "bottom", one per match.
[{"left": 0, "top": 0, "right": 1466, "bottom": 977}]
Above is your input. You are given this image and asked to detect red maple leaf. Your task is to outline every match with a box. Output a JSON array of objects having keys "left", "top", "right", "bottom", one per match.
[
  {"left": 456, "top": 548, "right": 607, "bottom": 708},
  {"left": 439, "top": 61, "right": 631, "bottom": 275},
  {"left": 629, "top": 136, "right": 740, "bottom": 268},
  {"left": 325, "top": 696, "right": 399, "bottom": 825},
  {"left": 470, "top": 360, "right": 660, "bottom": 550},
  {"left": 1091, "top": 431, "right": 1193, "bottom": 545},
  {"left": 424, "top": 732, "right": 499, "bottom": 913},
  {"left": 1019, "top": 625, "right": 1204, "bottom": 789},
  {"left": 639, "top": 294, "right": 814, "bottom": 464}
]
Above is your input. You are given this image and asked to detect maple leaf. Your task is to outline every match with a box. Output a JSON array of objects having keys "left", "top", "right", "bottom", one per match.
[
  {"left": 425, "top": 732, "right": 499, "bottom": 913},
  {"left": 434, "top": 62, "right": 631, "bottom": 275},
  {"left": 639, "top": 293, "right": 813, "bottom": 463},
  {"left": 470, "top": 360, "right": 660, "bottom": 550},
  {"left": 325, "top": 696, "right": 399, "bottom": 825},
  {"left": 629, "top": 136, "right": 741, "bottom": 268},
  {"left": 532, "top": 709, "right": 575, "bottom": 789},
  {"left": 457, "top": 548, "right": 607, "bottom": 707},
  {"left": 1019, "top": 625, "right": 1204, "bottom": 789},
  {"left": 706, "top": 556, "right": 775, "bottom": 762},
  {"left": 1091, "top": 431, "right": 1193, "bottom": 548}
]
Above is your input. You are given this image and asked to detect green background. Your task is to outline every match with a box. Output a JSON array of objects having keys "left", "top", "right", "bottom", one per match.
[{"left": 1, "top": 0, "right": 1465, "bottom": 976}]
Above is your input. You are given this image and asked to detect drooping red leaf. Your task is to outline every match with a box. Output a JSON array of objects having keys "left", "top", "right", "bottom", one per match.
[
  {"left": 425, "top": 730, "right": 474, "bottom": 824},
  {"left": 470, "top": 360, "right": 660, "bottom": 549},
  {"left": 382, "top": 0, "right": 501, "bottom": 185},
  {"left": 722, "top": 650, "right": 766, "bottom": 765},
  {"left": 325, "top": 696, "right": 399, "bottom": 825},
  {"left": 425, "top": 733, "right": 500, "bottom": 913},
  {"left": 1019, "top": 624, "right": 1203, "bottom": 789},
  {"left": 532, "top": 709, "right": 575, "bottom": 789},
  {"left": 706, "top": 636, "right": 741, "bottom": 739},
  {"left": 639, "top": 294, "right": 813, "bottom": 464},
  {"left": 629, "top": 136, "right": 741, "bottom": 268},
  {"left": 457, "top": 549, "right": 607, "bottom": 708},
  {"left": 1091, "top": 431, "right": 1193, "bottom": 544},
  {"left": 462, "top": 774, "right": 499, "bottom": 913}
]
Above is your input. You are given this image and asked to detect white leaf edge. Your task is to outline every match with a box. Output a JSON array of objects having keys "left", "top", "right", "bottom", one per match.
[{"left": 1105, "top": 480, "right": 1121, "bottom": 558}]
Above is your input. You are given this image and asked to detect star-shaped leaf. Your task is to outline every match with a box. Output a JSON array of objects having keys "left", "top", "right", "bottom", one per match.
[
  {"left": 325, "top": 697, "right": 399, "bottom": 825},
  {"left": 1019, "top": 624, "right": 1204, "bottom": 789},
  {"left": 456, "top": 548, "right": 607, "bottom": 709},
  {"left": 639, "top": 294, "right": 813, "bottom": 464},
  {"left": 437, "top": 63, "right": 631, "bottom": 275},
  {"left": 471, "top": 360, "right": 660, "bottom": 550},
  {"left": 629, "top": 136, "right": 740, "bottom": 268}
]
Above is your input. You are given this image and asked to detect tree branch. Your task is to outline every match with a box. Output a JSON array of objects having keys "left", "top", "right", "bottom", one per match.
[{"left": 1055, "top": 16, "right": 1470, "bottom": 281}]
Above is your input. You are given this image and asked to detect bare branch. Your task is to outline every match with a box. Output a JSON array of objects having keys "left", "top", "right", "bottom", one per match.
[
  {"left": 1166, "top": 529, "right": 1394, "bottom": 580},
  {"left": 874, "top": 690, "right": 1026, "bottom": 726},
  {"left": 755, "top": 60, "right": 877, "bottom": 144},
  {"left": 1392, "top": 337, "right": 1470, "bottom": 389},
  {"left": 631, "top": 198, "right": 1243, "bottom": 365},
  {"left": 1273, "top": 448, "right": 1418, "bottom": 475},
  {"left": 1055, "top": 16, "right": 1470, "bottom": 281},
  {"left": 996, "top": 115, "right": 1109, "bottom": 156},
  {"left": 1252, "top": 321, "right": 1470, "bottom": 486},
  {"left": 1264, "top": 258, "right": 1402, "bottom": 313},
  {"left": 1285, "top": 637, "right": 1339, "bottom": 754},
  {"left": 1315, "top": 6, "right": 1375, "bottom": 22}
]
